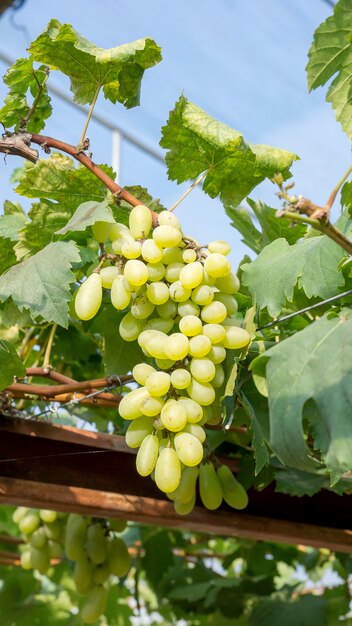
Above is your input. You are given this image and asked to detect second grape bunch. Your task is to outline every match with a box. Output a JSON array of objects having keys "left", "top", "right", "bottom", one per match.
[{"left": 75, "top": 204, "right": 250, "bottom": 513}]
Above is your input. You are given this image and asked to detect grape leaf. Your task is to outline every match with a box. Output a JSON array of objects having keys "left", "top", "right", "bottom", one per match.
[
  {"left": 241, "top": 211, "right": 351, "bottom": 317},
  {"left": 0, "top": 210, "right": 27, "bottom": 241},
  {"left": 0, "top": 339, "right": 26, "bottom": 390},
  {"left": 247, "top": 595, "right": 327, "bottom": 626},
  {"left": 56, "top": 199, "right": 114, "bottom": 234},
  {"left": 29, "top": 19, "right": 162, "bottom": 107},
  {"left": 274, "top": 466, "right": 327, "bottom": 497},
  {"left": 251, "top": 310, "right": 352, "bottom": 480},
  {"left": 15, "top": 153, "right": 113, "bottom": 205},
  {"left": 18, "top": 200, "right": 72, "bottom": 253},
  {"left": 307, "top": 0, "right": 352, "bottom": 138},
  {"left": 0, "top": 57, "right": 52, "bottom": 132},
  {"left": 0, "top": 238, "right": 17, "bottom": 274},
  {"left": 0, "top": 241, "right": 80, "bottom": 327},
  {"left": 160, "top": 95, "right": 298, "bottom": 206}
]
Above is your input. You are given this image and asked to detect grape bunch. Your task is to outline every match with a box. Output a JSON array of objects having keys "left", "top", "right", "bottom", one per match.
[
  {"left": 74, "top": 204, "right": 250, "bottom": 513},
  {"left": 13, "top": 507, "right": 130, "bottom": 624}
]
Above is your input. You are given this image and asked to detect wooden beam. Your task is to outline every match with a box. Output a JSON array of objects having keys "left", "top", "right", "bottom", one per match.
[{"left": 0, "top": 476, "right": 351, "bottom": 553}]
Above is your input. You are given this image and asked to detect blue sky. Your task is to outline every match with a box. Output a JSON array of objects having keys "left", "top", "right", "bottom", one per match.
[{"left": 0, "top": 0, "right": 350, "bottom": 266}]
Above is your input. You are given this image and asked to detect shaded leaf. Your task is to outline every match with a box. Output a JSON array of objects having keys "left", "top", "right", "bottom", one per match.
[
  {"left": 0, "top": 238, "right": 17, "bottom": 274},
  {"left": 0, "top": 339, "right": 25, "bottom": 390},
  {"left": 160, "top": 95, "right": 298, "bottom": 206},
  {"left": 251, "top": 310, "right": 352, "bottom": 479},
  {"left": 29, "top": 19, "right": 162, "bottom": 107},
  {"left": 274, "top": 466, "right": 327, "bottom": 497},
  {"left": 307, "top": 0, "right": 352, "bottom": 138},
  {"left": 247, "top": 594, "right": 327, "bottom": 626},
  {"left": 0, "top": 241, "right": 80, "bottom": 327},
  {"left": 0, "top": 57, "right": 52, "bottom": 132}
]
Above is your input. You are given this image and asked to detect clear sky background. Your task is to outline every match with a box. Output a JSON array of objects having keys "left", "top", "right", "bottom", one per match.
[{"left": 0, "top": 0, "right": 350, "bottom": 266}]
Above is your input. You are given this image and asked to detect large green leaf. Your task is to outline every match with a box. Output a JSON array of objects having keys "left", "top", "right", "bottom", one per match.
[
  {"left": 0, "top": 241, "right": 80, "bottom": 327},
  {"left": 0, "top": 205, "right": 27, "bottom": 241},
  {"left": 307, "top": 0, "right": 352, "bottom": 138},
  {"left": 251, "top": 310, "right": 352, "bottom": 480},
  {"left": 15, "top": 154, "right": 113, "bottom": 205},
  {"left": 247, "top": 595, "right": 327, "bottom": 626},
  {"left": 29, "top": 19, "right": 162, "bottom": 107},
  {"left": 0, "top": 339, "right": 26, "bottom": 390},
  {"left": 18, "top": 199, "right": 72, "bottom": 253},
  {"left": 0, "top": 238, "right": 17, "bottom": 274},
  {"left": 160, "top": 95, "right": 298, "bottom": 206},
  {"left": 0, "top": 57, "right": 52, "bottom": 132},
  {"left": 56, "top": 199, "right": 114, "bottom": 235}
]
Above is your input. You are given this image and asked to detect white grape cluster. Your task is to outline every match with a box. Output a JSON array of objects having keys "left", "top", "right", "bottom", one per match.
[
  {"left": 13, "top": 507, "right": 130, "bottom": 624},
  {"left": 74, "top": 204, "right": 250, "bottom": 512}
]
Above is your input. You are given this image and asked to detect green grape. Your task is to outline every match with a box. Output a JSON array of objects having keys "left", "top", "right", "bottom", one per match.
[
  {"left": 30, "top": 544, "right": 50, "bottom": 574},
  {"left": 121, "top": 239, "right": 142, "bottom": 259},
  {"left": 169, "top": 281, "right": 191, "bottom": 302},
  {"left": 182, "top": 248, "right": 197, "bottom": 263},
  {"left": 20, "top": 549, "right": 33, "bottom": 570},
  {"left": 108, "top": 537, "right": 131, "bottom": 577},
  {"left": 86, "top": 523, "right": 108, "bottom": 565},
  {"left": 19, "top": 511, "right": 41, "bottom": 535},
  {"left": 131, "top": 292, "right": 155, "bottom": 319},
  {"left": 140, "top": 394, "right": 165, "bottom": 417},
  {"left": 136, "top": 434, "right": 159, "bottom": 476},
  {"left": 212, "top": 364, "right": 225, "bottom": 388},
  {"left": 107, "top": 221, "right": 130, "bottom": 240},
  {"left": 183, "top": 423, "right": 206, "bottom": 443},
  {"left": 213, "top": 292, "right": 238, "bottom": 316},
  {"left": 187, "top": 378, "right": 216, "bottom": 406},
  {"left": 155, "top": 447, "right": 181, "bottom": 493},
  {"left": 190, "top": 357, "right": 215, "bottom": 383},
  {"left": 138, "top": 329, "right": 164, "bottom": 350},
  {"left": 179, "top": 314, "right": 202, "bottom": 337},
  {"left": 222, "top": 326, "right": 250, "bottom": 349},
  {"left": 174, "top": 492, "right": 196, "bottom": 515},
  {"left": 215, "top": 272, "right": 240, "bottom": 294},
  {"left": 164, "top": 332, "right": 189, "bottom": 360},
  {"left": 44, "top": 519, "right": 63, "bottom": 541},
  {"left": 156, "top": 300, "right": 178, "bottom": 319},
  {"left": 162, "top": 246, "right": 183, "bottom": 264},
  {"left": 208, "top": 240, "right": 231, "bottom": 255},
  {"left": 74, "top": 555, "right": 94, "bottom": 593},
  {"left": 93, "top": 561, "right": 110, "bottom": 584},
  {"left": 177, "top": 299, "right": 200, "bottom": 318},
  {"left": 111, "top": 275, "right": 131, "bottom": 310},
  {"left": 202, "top": 323, "right": 226, "bottom": 344},
  {"left": 191, "top": 284, "right": 214, "bottom": 306},
  {"left": 144, "top": 317, "right": 174, "bottom": 334},
  {"left": 92, "top": 221, "right": 111, "bottom": 243},
  {"left": 133, "top": 363, "right": 156, "bottom": 385},
  {"left": 75, "top": 273, "right": 103, "bottom": 321},
  {"left": 174, "top": 432, "right": 203, "bottom": 466},
  {"left": 165, "top": 262, "right": 185, "bottom": 283},
  {"left": 48, "top": 540, "right": 62, "bottom": 559},
  {"left": 158, "top": 210, "right": 181, "bottom": 230},
  {"left": 119, "top": 387, "right": 150, "bottom": 420},
  {"left": 125, "top": 415, "right": 154, "bottom": 448},
  {"left": 30, "top": 526, "right": 47, "bottom": 549},
  {"left": 147, "top": 261, "right": 166, "bottom": 282},
  {"left": 111, "top": 232, "right": 134, "bottom": 254},
  {"left": 178, "top": 397, "right": 203, "bottom": 423},
  {"left": 124, "top": 259, "right": 149, "bottom": 287},
  {"left": 65, "top": 514, "right": 89, "bottom": 561},
  {"left": 160, "top": 399, "right": 187, "bottom": 432},
  {"left": 169, "top": 466, "right": 199, "bottom": 504},
  {"left": 108, "top": 519, "right": 127, "bottom": 533},
  {"left": 80, "top": 585, "right": 108, "bottom": 624},
  {"left": 12, "top": 506, "right": 29, "bottom": 525},
  {"left": 204, "top": 253, "right": 231, "bottom": 277},
  {"left": 39, "top": 508, "right": 57, "bottom": 523},
  {"left": 199, "top": 463, "right": 223, "bottom": 510},
  {"left": 146, "top": 371, "right": 171, "bottom": 396},
  {"left": 155, "top": 357, "right": 176, "bottom": 370},
  {"left": 99, "top": 266, "right": 120, "bottom": 289},
  {"left": 129, "top": 204, "right": 152, "bottom": 239},
  {"left": 179, "top": 261, "right": 204, "bottom": 290},
  {"left": 146, "top": 281, "right": 170, "bottom": 305},
  {"left": 188, "top": 334, "right": 212, "bottom": 358},
  {"left": 208, "top": 345, "right": 226, "bottom": 364},
  {"left": 217, "top": 464, "right": 249, "bottom": 510},
  {"left": 141, "top": 238, "right": 163, "bottom": 263},
  {"left": 201, "top": 301, "right": 227, "bottom": 324},
  {"left": 170, "top": 368, "right": 191, "bottom": 389},
  {"left": 153, "top": 225, "right": 183, "bottom": 247},
  {"left": 144, "top": 333, "right": 168, "bottom": 359},
  {"left": 119, "top": 311, "right": 144, "bottom": 341}
]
